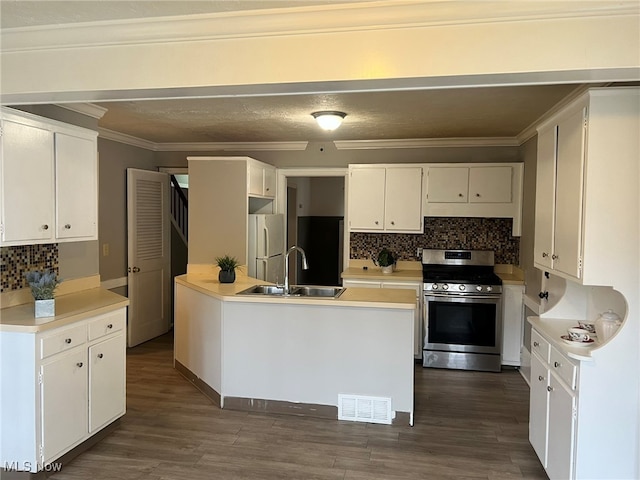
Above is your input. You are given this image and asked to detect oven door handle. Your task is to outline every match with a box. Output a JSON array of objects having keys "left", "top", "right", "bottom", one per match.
[{"left": 425, "top": 294, "right": 501, "bottom": 301}]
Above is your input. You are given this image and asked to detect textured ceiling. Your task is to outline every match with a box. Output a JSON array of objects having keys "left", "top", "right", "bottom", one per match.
[
  {"left": 93, "top": 85, "right": 582, "bottom": 143},
  {"left": 0, "top": 1, "right": 591, "bottom": 144}
]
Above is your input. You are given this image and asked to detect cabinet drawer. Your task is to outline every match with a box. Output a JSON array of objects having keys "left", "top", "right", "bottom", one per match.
[
  {"left": 41, "top": 324, "right": 87, "bottom": 359},
  {"left": 88, "top": 310, "right": 125, "bottom": 341},
  {"left": 550, "top": 346, "right": 577, "bottom": 390},
  {"left": 531, "top": 329, "right": 550, "bottom": 363}
]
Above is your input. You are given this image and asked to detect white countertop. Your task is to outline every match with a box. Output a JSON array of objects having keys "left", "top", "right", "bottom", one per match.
[
  {"left": 175, "top": 273, "right": 416, "bottom": 310},
  {"left": 528, "top": 316, "right": 602, "bottom": 361},
  {"left": 0, "top": 288, "right": 129, "bottom": 333}
]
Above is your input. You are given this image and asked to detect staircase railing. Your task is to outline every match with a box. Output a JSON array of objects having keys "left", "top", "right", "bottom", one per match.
[{"left": 170, "top": 175, "right": 188, "bottom": 244}]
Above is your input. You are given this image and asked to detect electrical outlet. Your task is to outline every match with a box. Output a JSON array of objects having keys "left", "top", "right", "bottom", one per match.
[
  {"left": 416, "top": 247, "right": 423, "bottom": 258},
  {"left": 102, "top": 243, "right": 110, "bottom": 256}
]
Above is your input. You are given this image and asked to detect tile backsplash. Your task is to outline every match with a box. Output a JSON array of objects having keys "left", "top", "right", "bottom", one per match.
[
  {"left": 350, "top": 217, "right": 519, "bottom": 265},
  {"left": 0, "top": 244, "right": 59, "bottom": 292}
]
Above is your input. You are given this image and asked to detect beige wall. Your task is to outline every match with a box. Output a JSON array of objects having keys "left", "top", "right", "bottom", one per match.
[
  {"left": 187, "top": 159, "right": 248, "bottom": 265},
  {"left": 309, "top": 177, "right": 345, "bottom": 217},
  {"left": 97, "top": 138, "right": 157, "bottom": 281}
]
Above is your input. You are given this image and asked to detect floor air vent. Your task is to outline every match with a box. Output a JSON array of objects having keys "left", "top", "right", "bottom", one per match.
[{"left": 338, "top": 394, "right": 393, "bottom": 424}]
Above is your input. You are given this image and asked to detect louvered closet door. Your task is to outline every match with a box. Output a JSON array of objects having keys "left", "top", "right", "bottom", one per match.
[{"left": 127, "top": 169, "right": 171, "bottom": 347}]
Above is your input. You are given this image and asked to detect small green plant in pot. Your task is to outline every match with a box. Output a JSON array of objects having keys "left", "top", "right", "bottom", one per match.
[
  {"left": 373, "top": 248, "right": 396, "bottom": 274},
  {"left": 215, "top": 255, "right": 239, "bottom": 284},
  {"left": 25, "top": 270, "right": 61, "bottom": 318}
]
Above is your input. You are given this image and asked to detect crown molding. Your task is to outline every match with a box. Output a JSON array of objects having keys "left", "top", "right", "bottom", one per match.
[
  {"left": 98, "top": 129, "right": 308, "bottom": 152},
  {"left": 3, "top": 1, "right": 638, "bottom": 52},
  {"left": 99, "top": 128, "right": 158, "bottom": 150},
  {"left": 54, "top": 103, "right": 108, "bottom": 119},
  {"left": 157, "top": 142, "right": 308, "bottom": 152},
  {"left": 335, "top": 137, "right": 521, "bottom": 150},
  {"left": 516, "top": 84, "right": 605, "bottom": 144}
]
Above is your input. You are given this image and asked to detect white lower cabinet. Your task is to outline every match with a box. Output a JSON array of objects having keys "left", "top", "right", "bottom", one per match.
[
  {"left": 89, "top": 334, "right": 126, "bottom": 433},
  {"left": 0, "top": 307, "right": 126, "bottom": 472},
  {"left": 40, "top": 348, "right": 88, "bottom": 462},
  {"left": 342, "top": 278, "right": 422, "bottom": 359},
  {"left": 529, "top": 330, "right": 577, "bottom": 480}
]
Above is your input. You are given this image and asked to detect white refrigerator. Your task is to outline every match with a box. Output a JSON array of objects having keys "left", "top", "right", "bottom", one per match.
[{"left": 247, "top": 214, "right": 285, "bottom": 283}]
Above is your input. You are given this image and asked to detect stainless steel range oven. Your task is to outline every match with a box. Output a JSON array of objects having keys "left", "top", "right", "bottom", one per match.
[{"left": 422, "top": 249, "right": 503, "bottom": 372}]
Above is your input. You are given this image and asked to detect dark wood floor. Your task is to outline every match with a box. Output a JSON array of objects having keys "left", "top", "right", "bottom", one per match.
[{"left": 50, "top": 332, "right": 547, "bottom": 479}]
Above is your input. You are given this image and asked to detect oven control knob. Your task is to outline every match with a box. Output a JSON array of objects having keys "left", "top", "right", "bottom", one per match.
[
  {"left": 431, "top": 284, "right": 438, "bottom": 290},
  {"left": 486, "top": 286, "right": 493, "bottom": 292},
  {"left": 459, "top": 284, "right": 465, "bottom": 291},
  {"left": 476, "top": 285, "right": 483, "bottom": 292},
  {"left": 442, "top": 284, "right": 449, "bottom": 290}
]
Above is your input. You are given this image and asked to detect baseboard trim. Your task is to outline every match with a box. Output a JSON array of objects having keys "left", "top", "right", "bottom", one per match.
[
  {"left": 223, "top": 396, "right": 338, "bottom": 420},
  {"left": 174, "top": 359, "right": 221, "bottom": 407}
]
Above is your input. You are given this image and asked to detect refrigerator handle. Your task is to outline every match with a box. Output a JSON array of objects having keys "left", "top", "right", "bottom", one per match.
[{"left": 264, "top": 226, "right": 270, "bottom": 257}]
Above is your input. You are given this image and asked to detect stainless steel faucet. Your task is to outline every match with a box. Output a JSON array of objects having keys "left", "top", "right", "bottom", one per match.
[{"left": 284, "top": 246, "right": 309, "bottom": 294}]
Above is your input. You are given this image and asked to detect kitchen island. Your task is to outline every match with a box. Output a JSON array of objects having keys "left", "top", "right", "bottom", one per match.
[{"left": 174, "top": 271, "right": 416, "bottom": 425}]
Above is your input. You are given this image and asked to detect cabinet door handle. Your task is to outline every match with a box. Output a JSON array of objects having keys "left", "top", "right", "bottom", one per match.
[
  {"left": 554, "top": 361, "right": 561, "bottom": 368},
  {"left": 107, "top": 324, "right": 113, "bottom": 329},
  {"left": 64, "top": 224, "right": 71, "bottom": 229},
  {"left": 538, "top": 291, "right": 549, "bottom": 300},
  {"left": 458, "top": 193, "right": 463, "bottom": 197},
  {"left": 42, "top": 224, "right": 49, "bottom": 230},
  {"left": 76, "top": 362, "right": 83, "bottom": 368},
  {"left": 65, "top": 338, "right": 72, "bottom": 344},
  {"left": 97, "top": 353, "right": 104, "bottom": 359},
  {"left": 551, "top": 254, "right": 558, "bottom": 260},
  {"left": 475, "top": 193, "right": 480, "bottom": 197},
  {"left": 390, "top": 221, "right": 395, "bottom": 225},
  {"left": 374, "top": 221, "right": 379, "bottom": 225},
  {"left": 132, "top": 266, "right": 140, "bottom": 273},
  {"left": 533, "top": 341, "right": 539, "bottom": 347},
  {"left": 547, "top": 386, "right": 553, "bottom": 392},
  {"left": 538, "top": 375, "right": 544, "bottom": 381},
  {"left": 541, "top": 252, "right": 548, "bottom": 258}
]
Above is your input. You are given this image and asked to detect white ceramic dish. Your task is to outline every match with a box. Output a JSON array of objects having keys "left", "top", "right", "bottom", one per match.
[
  {"left": 571, "top": 325, "right": 597, "bottom": 337},
  {"left": 561, "top": 334, "right": 595, "bottom": 347}
]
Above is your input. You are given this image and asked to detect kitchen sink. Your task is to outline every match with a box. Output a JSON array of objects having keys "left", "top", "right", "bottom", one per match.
[
  {"left": 238, "top": 285, "right": 287, "bottom": 296},
  {"left": 291, "top": 286, "right": 345, "bottom": 298},
  {"left": 236, "top": 284, "right": 344, "bottom": 298}
]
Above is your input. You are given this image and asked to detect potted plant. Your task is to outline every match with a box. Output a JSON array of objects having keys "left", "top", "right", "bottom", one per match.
[
  {"left": 25, "top": 270, "right": 60, "bottom": 318},
  {"left": 215, "top": 255, "right": 239, "bottom": 284},
  {"left": 374, "top": 248, "right": 396, "bottom": 274}
]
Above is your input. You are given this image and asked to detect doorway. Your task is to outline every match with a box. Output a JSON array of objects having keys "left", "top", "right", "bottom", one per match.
[{"left": 284, "top": 174, "right": 346, "bottom": 287}]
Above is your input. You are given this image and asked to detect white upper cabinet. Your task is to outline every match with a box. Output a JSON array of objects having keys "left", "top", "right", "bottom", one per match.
[
  {"left": 427, "top": 167, "right": 468, "bottom": 202},
  {"left": 0, "top": 108, "right": 98, "bottom": 246},
  {"left": 348, "top": 165, "right": 423, "bottom": 233},
  {"left": 0, "top": 116, "right": 55, "bottom": 243},
  {"left": 424, "top": 163, "right": 523, "bottom": 235},
  {"left": 248, "top": 159, "right": 276, "bottom": 198},
  {"left": 533, "top": 87, "right": 639, "bottom": 285},
  {"left": 348, "top": 167, "right": 386, "bottom": 230},
  {"left": 469, "top": 166, "right": 512, "bottom": 203},
  {"left": 55, "top": 132, "right": 98, "bottom": 240}
]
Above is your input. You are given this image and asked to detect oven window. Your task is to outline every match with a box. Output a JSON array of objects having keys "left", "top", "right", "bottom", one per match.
[{"left": 428, "top": 301, "right": 497, "bottom": 347}]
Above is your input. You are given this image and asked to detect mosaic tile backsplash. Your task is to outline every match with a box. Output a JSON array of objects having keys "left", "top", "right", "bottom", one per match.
[
  {"left": 350, "top": 217, "right": 520, "bottom": 265},
  {"left": 1, "top": 244, "right": 59, "bottom": 292}
]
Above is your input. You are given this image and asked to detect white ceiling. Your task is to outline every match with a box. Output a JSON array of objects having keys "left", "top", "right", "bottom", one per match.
[{"left": 0, "top": 1, "right": 604, "bottom": 145}]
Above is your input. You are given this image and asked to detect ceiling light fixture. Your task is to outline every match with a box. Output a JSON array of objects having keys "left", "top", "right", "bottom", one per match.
[{"left": 311, "top": 111, "right": 347, "bottom": 131}]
